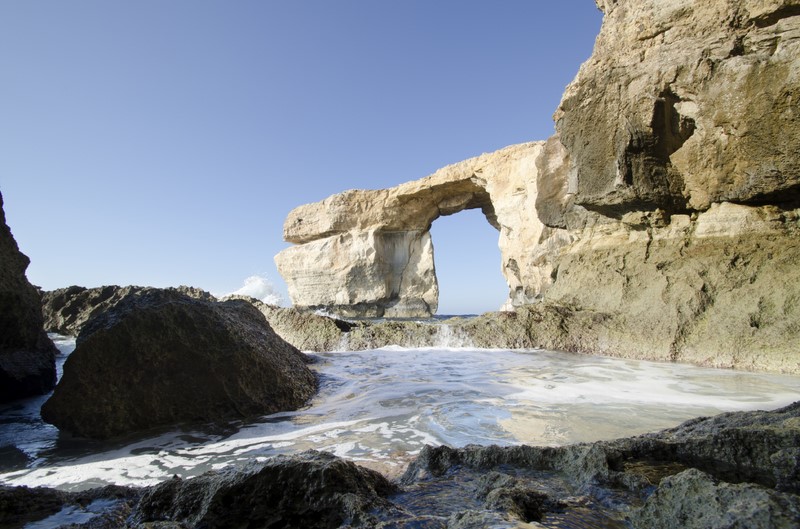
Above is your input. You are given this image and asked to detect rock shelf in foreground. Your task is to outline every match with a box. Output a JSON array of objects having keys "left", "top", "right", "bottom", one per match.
[{"left": 3, "top": 402, "right": 799, "bottom": 528}]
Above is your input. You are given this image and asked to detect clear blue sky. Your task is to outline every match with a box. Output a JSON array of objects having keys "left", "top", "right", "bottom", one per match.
[{"left": 0, "top": 1, "right": 602, "bottom": 315}]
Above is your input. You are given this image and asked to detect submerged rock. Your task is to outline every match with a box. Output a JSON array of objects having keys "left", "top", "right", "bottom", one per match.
[
  {"left": 41, "top": 288, "right": 317, "bottom": 439},
  {"left": 0, "top": 191, "right": 57, "bottom": 403}
]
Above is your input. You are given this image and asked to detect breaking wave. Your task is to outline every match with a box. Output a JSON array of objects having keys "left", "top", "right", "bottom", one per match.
[{"left": 226, "top": 275, "right": 284, "bottom": 305}]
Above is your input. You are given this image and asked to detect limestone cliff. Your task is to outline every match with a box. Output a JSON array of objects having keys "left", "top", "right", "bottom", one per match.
[
  {"left": 558, "top": 0, "right": 800, "bottom": 215},
  {"left": 0, "top": 191, "right": 57, "bottom": 402},
  {"left": 276, "top": 0, "right": 800, "bottom": 372}
]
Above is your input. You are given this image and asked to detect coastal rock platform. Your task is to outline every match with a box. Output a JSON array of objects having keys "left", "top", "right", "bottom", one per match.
[{"left": 3, "top": 402, "right": 798, "bottom": 528}]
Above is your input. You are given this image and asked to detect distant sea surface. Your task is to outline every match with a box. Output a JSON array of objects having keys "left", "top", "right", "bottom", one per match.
[{"left": 1, "top": 333, "right": 798, "bottom": 491}]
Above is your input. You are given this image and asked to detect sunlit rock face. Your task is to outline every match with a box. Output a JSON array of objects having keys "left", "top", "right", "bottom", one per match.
[
  {"left": 276, "top": 228, "right": 438, "bottom": 318},
  {"left": 559, "top": 0, "right": 800, "bottom": 214},
  {"left": 275, "top": 142, "right": 564, "bottom": 318},
  {"left": 276, "top": 0, "right": 800, "bottom": 372}
]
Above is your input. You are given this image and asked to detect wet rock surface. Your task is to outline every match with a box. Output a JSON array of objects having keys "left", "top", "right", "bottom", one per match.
[
  {"left": 131, "top": 451, "right": 398, "bottom": 529},
  {"left": 0, "top": 484, "right": 138, "bottom": 529},
  {"left": 0, "top": 191, "right": 57, "bottom": 403},
  {"left": 4, "top": 402, "right": 798, "bottom": 528},
  {"left": 40, "top": 288, "right": 317, "bottom": 439}
]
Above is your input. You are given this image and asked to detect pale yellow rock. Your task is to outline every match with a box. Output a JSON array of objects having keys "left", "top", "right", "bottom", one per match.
[
  {"left": 559, "top": 0, "right": 800, "bottom": 213},
  {"left": 275, "top": 142, "right": 571, "bottom": 317}
]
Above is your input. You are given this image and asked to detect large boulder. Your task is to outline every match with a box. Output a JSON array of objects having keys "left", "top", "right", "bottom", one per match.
[
  {"left": 41, "top": 284, "right": 215, "bottom": 336},
  {"left": 0, "top": 191, "right": 57, "bottom": 402},
  {"left": 40, "top": 288, "right": 317, "bottom": 439}
]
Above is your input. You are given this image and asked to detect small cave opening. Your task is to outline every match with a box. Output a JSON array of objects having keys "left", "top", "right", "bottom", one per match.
[
  {"left": 652, "top": 89, "right": 696, "bottom": 161},
  {"left": 428, "top": 208, "right": 508, "bottom": 316}
]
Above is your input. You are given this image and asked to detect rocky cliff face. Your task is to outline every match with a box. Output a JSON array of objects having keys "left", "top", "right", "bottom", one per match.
[
  {"left": 0, "top": 191, "right": 57, "bottom": 402},
  {"left": 275, "top": 0, "right": 800, "bottom": 372},
  {"left": 558, "top": 0, "right": 800, "bottom": 215}
]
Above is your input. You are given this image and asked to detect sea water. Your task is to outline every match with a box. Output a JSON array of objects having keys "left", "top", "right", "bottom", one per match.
[{"left": 0, "top": 334, "right": 798, "bottom": 491}]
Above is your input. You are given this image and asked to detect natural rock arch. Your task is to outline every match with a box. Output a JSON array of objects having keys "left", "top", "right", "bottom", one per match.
[{"left": 274, "top": 142, "right": 564, "bottom": 318}]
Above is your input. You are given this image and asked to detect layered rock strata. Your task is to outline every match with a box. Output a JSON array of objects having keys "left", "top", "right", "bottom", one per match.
[
  {"left": 275, "top": 0, "right": 800, "bottom": 373},
  {"left": 0, "top": 191, "right": 57, "bottom": 402},
  {"left": 5, "top": 403, "right": 800, "bottom": 528},
  {"left": 41, "top": 288, "right": 317, "bottom": 439}
]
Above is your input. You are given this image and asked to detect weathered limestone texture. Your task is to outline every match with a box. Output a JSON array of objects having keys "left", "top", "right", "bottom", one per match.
[
  {"left": 0, "top": 191, "right": 57, "bottom": 402},
  {"left": 559, "top": 0, "right": 800, "bottom": 214},
  {"left": 276, "top": 0, "right": 800, "bottom": 372},
  {"left": 275, "top": 142, "right": 569, "bottom": 317}
]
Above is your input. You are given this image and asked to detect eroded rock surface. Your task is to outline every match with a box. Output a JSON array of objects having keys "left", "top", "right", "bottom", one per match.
[
  {"left": 41, "top": 285, "right": 214, "bottom": 337},
  {"left": 275, "top": 0, "right": 800, "bottom": 373},
  {"left": 0, "top": 191, "right": 57, "bottom": 402},
  {"left": 41, "top": 288, "right": 317, "bottom": 439},
  {"left": 557, "top": 0, "right": 800, "bottom": 214},
  {"left": 6, "top": 403, "right": 800, "bottom": 528},
  {"left": 275, "top": 142, "right": 560, "bottom": 317},
  {"left": 131, "top": 451, "right": 398, "bottom": 529}
]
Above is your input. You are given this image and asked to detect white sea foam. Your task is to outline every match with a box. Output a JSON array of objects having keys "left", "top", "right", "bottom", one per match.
[
  {"left": 225, "top": 275, "right": 284, "bottom": 305},
  {"left": 1, "top": 343, "right": 798, "bottom": 491}
]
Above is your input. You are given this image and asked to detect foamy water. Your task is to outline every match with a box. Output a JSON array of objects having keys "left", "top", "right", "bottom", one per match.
[{"left": 0, "top": 335, "right": 798, "bottom": 491}]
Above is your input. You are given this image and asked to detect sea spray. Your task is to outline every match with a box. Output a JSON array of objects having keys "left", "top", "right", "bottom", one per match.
[
  {"left": 226, "top": 275, "right": 284, "bottom": 305},
  {"left": 335, "top": 331, "right": 351, "bottom": 352},
  {"left": 433, "top": 323, "right": 474, "bottom": 348}
]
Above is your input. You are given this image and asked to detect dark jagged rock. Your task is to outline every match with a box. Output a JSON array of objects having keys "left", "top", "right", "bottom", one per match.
[
  {"left": 5, "top": 404, "right": 800, "bottom": 527},
  {"left": 40, "top": 288, "right": 317, "bottom": 439},
  {"left": 130, "top": 450, "right": 398, "bottom": 529},
  {"left": 0, "top": 484, "right": 138, "bottom": 529},
  {"left": 41, "top": 285, "right": 215, "bottom": 337},
  {"left": 629, "top": 468, "right": 800, "bottom": 529},
  {"left": 0, "top": 191, "right": 57, "bottom": 403},
  {"left": 401, "top": 402, "right": 800, "bottom": 529}
]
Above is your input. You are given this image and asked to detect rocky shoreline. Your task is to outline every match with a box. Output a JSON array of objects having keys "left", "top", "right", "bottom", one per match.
[
  {"left": 41, "top": 285, "right": 800, "bottom": 375},
  {"left": 2, "top": 0, "right": 799, "bottom": 526},
  {"left": 2, "top": 402, "right": 798, "bottom": 528}
]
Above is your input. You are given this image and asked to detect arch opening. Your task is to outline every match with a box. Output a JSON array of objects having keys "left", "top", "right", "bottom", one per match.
[{"left": 429, "top": 207, "right": 508, "bottom": 316}]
